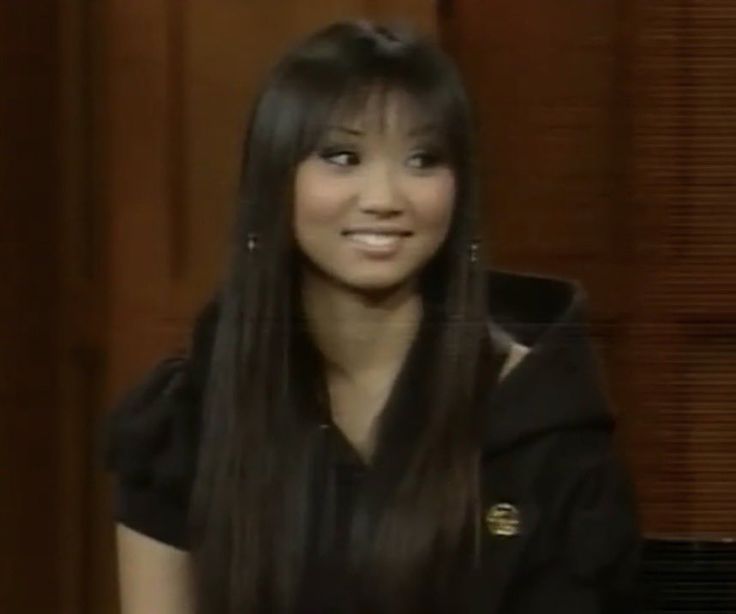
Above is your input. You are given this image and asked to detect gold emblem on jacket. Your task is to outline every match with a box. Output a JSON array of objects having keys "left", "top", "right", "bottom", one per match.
[{"left": 485, "top": 503, "right": 521, "bottom": 537}]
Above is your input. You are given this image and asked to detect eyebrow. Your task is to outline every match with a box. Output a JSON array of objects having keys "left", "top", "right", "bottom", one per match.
[{"left": 324, "top": 123, "right": 440, "bottom": 137}]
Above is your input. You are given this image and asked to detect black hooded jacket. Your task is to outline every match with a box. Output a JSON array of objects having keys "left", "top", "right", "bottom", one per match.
[{"left": 103, "top": 267, "right": 642, "bottom": 613}]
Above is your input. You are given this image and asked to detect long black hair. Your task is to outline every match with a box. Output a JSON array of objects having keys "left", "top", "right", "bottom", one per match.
[{"left": 189, "top": 19, "right": 505, "bottom": 614}]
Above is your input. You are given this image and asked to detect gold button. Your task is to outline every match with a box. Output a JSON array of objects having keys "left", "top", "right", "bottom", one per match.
[{"left": 485, "top": 503, "right": 521, "bottom": 537}]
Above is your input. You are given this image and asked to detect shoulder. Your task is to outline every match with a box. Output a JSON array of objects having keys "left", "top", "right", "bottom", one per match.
[
  {"left": 103, "top": 294, "right": 218, "bottom": 473},
  {"left": 103, "top": 355, "right": 201, "bottom": 491},
  {"left": 102, "top": 296, "right": 218, "bottom": 548},
  {"left": 102, "top": 354, "right": 201, "bottom": 548}
]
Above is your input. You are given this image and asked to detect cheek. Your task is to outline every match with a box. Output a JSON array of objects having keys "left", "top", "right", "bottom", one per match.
[
  {"left": 293, "top": 162, "right": 351, "bottom": 236},
  {"left": 411, "top": 172, "right": 456, "bottom": 231}
]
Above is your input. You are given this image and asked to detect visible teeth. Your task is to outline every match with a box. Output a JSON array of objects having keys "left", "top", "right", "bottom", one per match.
[{"left": 348, "top": 233, "right": 399, "bottom": 247}]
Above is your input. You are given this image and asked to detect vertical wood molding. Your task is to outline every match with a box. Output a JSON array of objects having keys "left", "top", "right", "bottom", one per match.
[
  {"left": 1, "top": 1, "right": 62, "bottom": 611},
  {"left": 58, "top": 0, "right": 112, "bottom": 611}
]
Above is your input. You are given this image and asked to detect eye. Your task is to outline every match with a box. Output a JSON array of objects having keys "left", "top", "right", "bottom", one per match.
[
  {"left": 406, "top": 150, "right": 445, "bottom": 170},
  {"left": 318, "top": 147, "right": 360, "bottom": 167}
]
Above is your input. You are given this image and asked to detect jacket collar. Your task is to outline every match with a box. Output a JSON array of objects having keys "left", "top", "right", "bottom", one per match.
[{"left": 483, "top": 267, "right": 615, "bottom": 454}]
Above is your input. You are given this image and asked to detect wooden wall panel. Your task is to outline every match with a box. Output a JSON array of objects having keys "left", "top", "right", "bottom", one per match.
[
  {"left": 0, "top": 1, "right": 60, "bottom": 613},
  {"left": 0, "top": 1, "right": 61, "bottom": 612},
  {"left": 363, "top": 0, "right": 438, "bottom": 35},
  {"left": 56, "top": 1, "right": 114, "bottom": 611},
  {"left": 440, "top": 0, "right": 633, "bottom": 320},
  {"left": 625, "top": 0, "right": 736, "bottom": 538}
]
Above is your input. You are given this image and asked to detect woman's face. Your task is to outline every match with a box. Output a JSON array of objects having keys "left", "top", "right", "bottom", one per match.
[{"left": 293, "top": 92, "right": 455, "bottom": 295}]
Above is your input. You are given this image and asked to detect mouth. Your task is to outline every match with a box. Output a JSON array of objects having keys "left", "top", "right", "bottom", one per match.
[{"left": 341, "top": 229, "right": 413, "bottom": 253}]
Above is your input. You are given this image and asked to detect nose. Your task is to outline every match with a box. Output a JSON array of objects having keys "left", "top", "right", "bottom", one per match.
[{"left": 357, "top": 162, "right": 404, "bottom": 216}]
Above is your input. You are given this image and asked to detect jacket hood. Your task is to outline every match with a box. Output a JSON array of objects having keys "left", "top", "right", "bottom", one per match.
[{"left": 483, "top": 267, "right": 616, "bottom": 454}]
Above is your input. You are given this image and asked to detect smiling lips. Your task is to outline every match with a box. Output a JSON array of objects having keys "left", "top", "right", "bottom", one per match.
[{"left": 342, "top": 228, "right": 413, "bottom": 255}]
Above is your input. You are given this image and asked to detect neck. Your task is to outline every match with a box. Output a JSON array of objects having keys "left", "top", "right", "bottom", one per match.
[{"left": 300, "top": 267, "right": 423, "bottom": 385}]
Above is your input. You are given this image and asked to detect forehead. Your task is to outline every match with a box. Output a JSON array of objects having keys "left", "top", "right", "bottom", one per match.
[{"left": 328, "top": 86, "right": 434, "bottom": 134}]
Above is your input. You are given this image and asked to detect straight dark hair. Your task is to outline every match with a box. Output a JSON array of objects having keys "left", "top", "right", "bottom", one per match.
[{"left": 189, "top": 20, "right": 505, "bottom": 614}]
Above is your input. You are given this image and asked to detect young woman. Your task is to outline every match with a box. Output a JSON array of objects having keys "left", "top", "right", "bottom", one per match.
[{"left": 104, "top": 19, "right": 641, "bottom": 614}]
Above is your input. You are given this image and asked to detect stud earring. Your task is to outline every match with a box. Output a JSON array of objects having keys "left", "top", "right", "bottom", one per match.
[
  {"left": 246, "top": 232, "right": 259, "bottom": 252},
  {"left": 469, "top": 239, "right": 480, "bottom": 264}
]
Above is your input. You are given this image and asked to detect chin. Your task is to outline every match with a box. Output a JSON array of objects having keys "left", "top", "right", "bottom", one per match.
[
  {"left": 301, "top": 251, "right": 428, "bottom": 298},
  {"left": 334, "top": 266, "right": 420, "bottom": 297}
]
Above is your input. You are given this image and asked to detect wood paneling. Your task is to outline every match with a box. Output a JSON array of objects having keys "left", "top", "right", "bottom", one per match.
[
  {"left": 625, "top": 0, "right": 736, "bottom": 538},
  {"left": 440, "top": 0, "right": 633, "bottom": 315},
  {"left": 0, "top": 1, "right": 61, "bottom": 612},
  {"left": 56, "top": 0, "right": 111, "bottom": 611}
]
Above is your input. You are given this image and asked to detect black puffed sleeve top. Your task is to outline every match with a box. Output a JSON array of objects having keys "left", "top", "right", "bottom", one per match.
[{"left": 103, "top": 297, "right": 218, "bottom": 549}]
